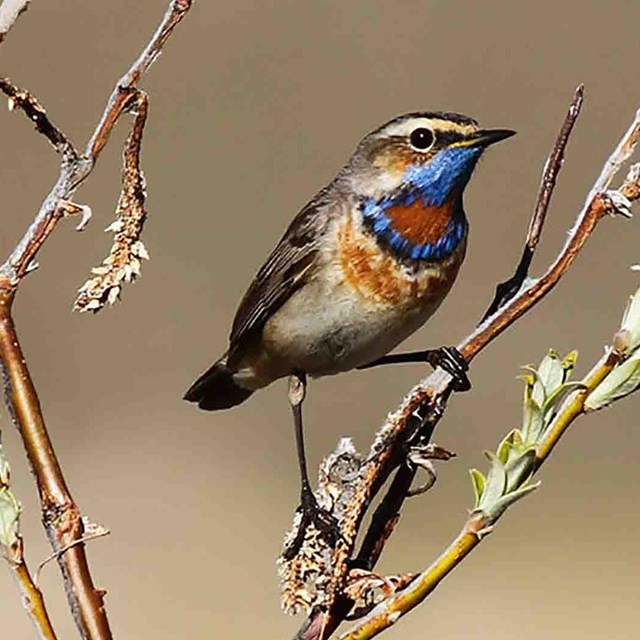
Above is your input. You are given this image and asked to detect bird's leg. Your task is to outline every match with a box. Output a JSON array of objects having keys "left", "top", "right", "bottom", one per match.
[
  {"left": 358, "top": 346, "right": 471, "bottom": 392},
  {"left": 283, "top": 371, "right": 340, "bottom": 560}
]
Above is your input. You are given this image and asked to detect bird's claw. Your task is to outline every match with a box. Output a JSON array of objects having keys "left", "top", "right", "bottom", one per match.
[
  {"left": 283, "top": 487, "right": 342, "bottom": 560},
  {"left": 428, "top": 346, "right": 471, "bottom": 392},
  {"left": 300, "top": 486, "right": 341, "bottom": 544}
]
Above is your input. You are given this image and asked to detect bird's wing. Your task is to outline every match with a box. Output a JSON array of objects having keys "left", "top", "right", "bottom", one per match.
[{"left": 228, "top": 187, "right": 333, "bottom": 362}]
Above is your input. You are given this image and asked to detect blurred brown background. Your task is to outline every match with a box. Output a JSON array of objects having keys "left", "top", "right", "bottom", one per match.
[{"left": 1, "top": 1, "right": 639, "bottom": 638}]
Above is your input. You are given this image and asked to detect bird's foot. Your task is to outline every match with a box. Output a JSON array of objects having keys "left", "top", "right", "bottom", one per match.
[
  {"left": 427, "top": 346, "right": 471, "bottom": 392},
  {"left": 283, "top": 486, "right": 342, "bottom": 560},
  {"left": 357, "top": 347, "right": 471, "bottom": 391}
]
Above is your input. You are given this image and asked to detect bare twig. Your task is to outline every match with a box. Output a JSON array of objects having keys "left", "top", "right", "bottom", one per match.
[
  {"left": 0, "top": 2, "right": 193, "bottom": 638},
  {"left": 0, "top": 78, "right": 76, "bottom": 156},
  {"left": 295, "top": 92, "right": 640, "bottom": 640},
  {"left": 10, "top": 561, "right": 58, "bottom": 640},
  {"left": 482, "top": 85, "right": 584, "bottom": 319},
  {"left": 86, "top": 0, "right": 193, "bottom": 161},
  {"left": 0, "top": 0, "right": 31, "bottom": 43}
]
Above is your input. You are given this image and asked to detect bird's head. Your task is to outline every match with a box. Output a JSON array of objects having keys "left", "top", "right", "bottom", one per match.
[{"left": 346, "top": 112, "right": 515, "bottom": 205}]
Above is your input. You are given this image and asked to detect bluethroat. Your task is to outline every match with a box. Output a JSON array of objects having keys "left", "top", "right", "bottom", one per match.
[{"left": 185, "top": 112, "right": 514, "bottom": 549}]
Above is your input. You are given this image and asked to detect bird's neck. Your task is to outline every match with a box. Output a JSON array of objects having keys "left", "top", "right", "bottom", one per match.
[{"left": 361, "top": 187, "right": 468, "bottom": 263}]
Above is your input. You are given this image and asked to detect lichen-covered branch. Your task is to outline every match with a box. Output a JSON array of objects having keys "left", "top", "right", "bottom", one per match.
[
  {"left": 0, "top": 2, "right": 193, "bottom": 639},
  {"left": 291, "top": 93, "right": 640, "bottom": 640},
  {"left": 75, "top": 92, "right": 150, "bottom": 312}
]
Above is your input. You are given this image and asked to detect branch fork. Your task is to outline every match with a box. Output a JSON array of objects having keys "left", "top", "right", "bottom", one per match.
[{"left": 0, "top": 2, "right": 193, "bottom": 639}]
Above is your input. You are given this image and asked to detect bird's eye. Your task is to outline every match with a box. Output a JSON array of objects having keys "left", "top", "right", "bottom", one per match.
[{"left": 409, "top": 127, "right": 435, "bottom": 151}]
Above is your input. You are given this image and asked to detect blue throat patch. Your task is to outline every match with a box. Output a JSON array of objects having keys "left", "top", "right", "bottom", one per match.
[{"left": 362, "top": 146, "right": 481, "bottom": 262}]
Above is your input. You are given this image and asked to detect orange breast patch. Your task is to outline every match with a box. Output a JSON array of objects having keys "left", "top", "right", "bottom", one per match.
[
  {"left": 384, "top": 197, "right": 455, "bottom": 247},
  {"left": 336, "top": 212, "right": 466, "bottom": 308},
  {"left": 337, "top": 216, "right": 410, "bottom": 305}
]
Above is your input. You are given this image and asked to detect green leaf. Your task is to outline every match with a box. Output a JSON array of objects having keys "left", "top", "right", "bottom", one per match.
[
  {"left": 496, "top": 434, "right": 512, "bottom": 465},
  {"left": 530, "top": 369, "right": 546, "bottom": 407},
  {"left": 479, "top": 451, "right": 507, "bottom": 510},
  {"left": 505, "top": 449, "right": 536, "bottom": 492},
  {"left": 484, "top": 482, "right": 541, "bottom": 520},
  {"left": 497, "top": 429, "right": 527, "bottom": 466},
  {"left": 511, "top": 429, "right": 524, "bottom": 449},
  {"left": 522, "top": 395, "right": 543, "bottom": 444},
  {"left": 619, "top": 287, "right": 640, "bottom": 352},
  {"left": 469, "top": 469, "right": 486, "bottom": 506},
  {"left": 585, "top": 352, "right": 640, "bottom": 410},
  {"left": 537, "top": 350, "right": 564, "bottom": 400},
  {"left": 0, "top": 487, "right": 20, "bottom": 550},
  {"left": 543, "top": 381, "right": 585, "bottom": 413}
]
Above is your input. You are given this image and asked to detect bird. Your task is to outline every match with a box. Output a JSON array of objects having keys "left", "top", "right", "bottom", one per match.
[{"left": 185, "top": 111, "right": 514, "bottom": 552}]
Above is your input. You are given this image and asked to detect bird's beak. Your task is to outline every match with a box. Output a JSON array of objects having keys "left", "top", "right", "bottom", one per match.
[{"left": 466, "top": 128, "right": 517, "bottom": 148}]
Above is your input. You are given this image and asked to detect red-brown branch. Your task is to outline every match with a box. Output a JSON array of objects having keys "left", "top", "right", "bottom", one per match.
[{"left": 0, "top": 2, "right": 193, "bottom": 639}]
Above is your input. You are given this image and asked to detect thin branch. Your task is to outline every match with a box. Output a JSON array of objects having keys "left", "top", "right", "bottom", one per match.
[
  {"left": 8, "top": 552, "right": 58, "bottom": 640},
  {"left": 0, "top": 2, "right": 193, "bottom": 638},
  {"left": 296, "top": 92, "right": 640, "bottom": 640},
  {"left": 355, "top": 465, "right": 414, "bottom": 571},
  {"left": 588, "top": 109, "right": 640, "bottom": 199},
  {"left": 0, "top": 77, "right": 77, "bottom": 157},
  {"left": 354, "top": 411, "right": 444, "bottom": 573},
  {"left": 86, "top": 0, "right": 193, "bottom": 160},
  {"left": 0, "top": 0, "right": 31, "bottom": 44},
  {"left": 1, "top": 445, "right": 58, "bottom": 640},
  {"left": 339, "top": 340, "right": 626, "bottom": 640},
  {"left": 482, "top": 85, "right": 584, "bottom": 320}
]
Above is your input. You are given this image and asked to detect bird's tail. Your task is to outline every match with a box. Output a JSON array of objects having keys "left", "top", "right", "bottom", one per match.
[{"left": 184, "top": 359, "right": 254, "bottom": 411}]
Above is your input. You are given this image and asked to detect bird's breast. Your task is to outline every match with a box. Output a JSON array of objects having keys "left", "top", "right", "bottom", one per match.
[{"left": 332, "top": 208, "right": 466, "bottom": 310}]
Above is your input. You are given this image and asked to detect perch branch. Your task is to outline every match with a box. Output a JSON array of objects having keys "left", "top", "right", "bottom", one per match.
[
  {"left": 0, "top": 2, "right": 192, "bottom": 639},
  {"left": 296, "top": 93, "right": 640, "bottom": 640}
]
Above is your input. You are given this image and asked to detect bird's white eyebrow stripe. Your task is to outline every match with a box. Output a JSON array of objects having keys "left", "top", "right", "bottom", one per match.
[{"left": 382, "top": 118, "right": 478, "bottom": 138}]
